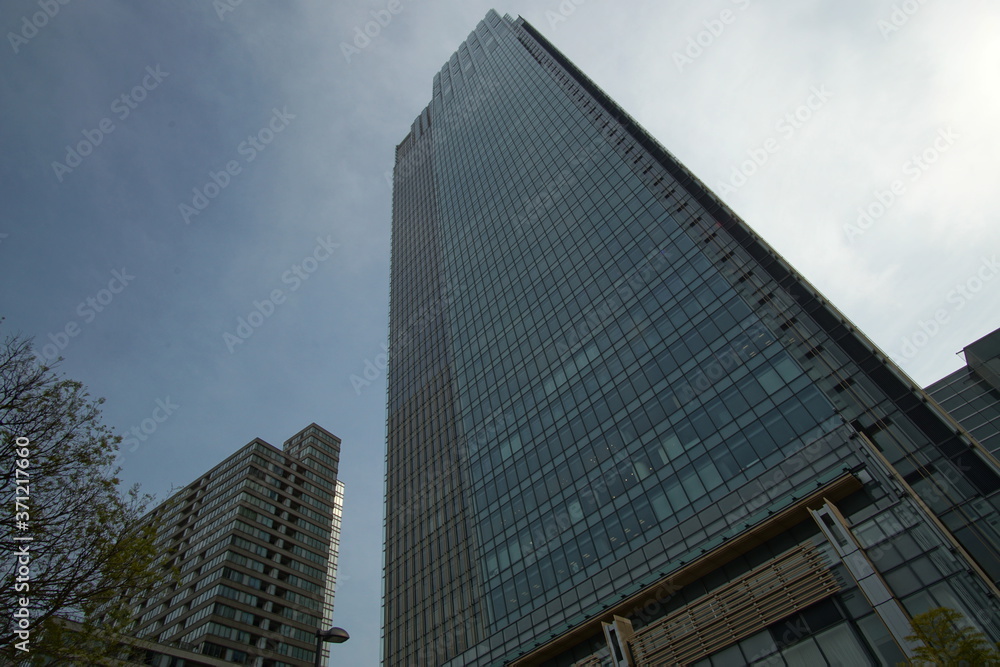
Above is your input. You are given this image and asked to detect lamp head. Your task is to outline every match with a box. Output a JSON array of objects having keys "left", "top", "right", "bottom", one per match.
[{"left": 317, "top": 626, "right": 350, "bottom": 644}]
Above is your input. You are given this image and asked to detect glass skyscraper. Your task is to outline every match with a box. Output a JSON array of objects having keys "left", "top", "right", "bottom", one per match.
[
  {"left": 385, "top": 11, "right": 1000, "bottom": 666},
  {"left": 132, "top": 424, "right": 344, "bottom": 667}
]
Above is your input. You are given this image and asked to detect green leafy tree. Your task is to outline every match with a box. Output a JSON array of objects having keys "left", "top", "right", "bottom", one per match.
[
  {"left": 0, "top": 330, "right": 164, "bottom": 665},
  {"left": 905, "top": 606, "right": 1000, "bottom": 666}
]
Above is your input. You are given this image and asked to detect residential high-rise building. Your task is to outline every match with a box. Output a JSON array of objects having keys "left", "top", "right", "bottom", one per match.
[
  {"left": 385, "top": 10, "right": 1000, "bottom": 666},
  {"left": 132, "top": 424, "right": 344, "bottom": 667}
]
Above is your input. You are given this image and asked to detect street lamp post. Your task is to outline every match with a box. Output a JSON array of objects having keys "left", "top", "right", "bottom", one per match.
[{"left": 314, "top": 626, "right": 349, "bottom": 667}]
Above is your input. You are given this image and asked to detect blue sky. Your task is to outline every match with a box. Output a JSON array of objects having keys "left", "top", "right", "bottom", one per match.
[{"left": 2, "top": 1, "right": 998, "bottom": 664}]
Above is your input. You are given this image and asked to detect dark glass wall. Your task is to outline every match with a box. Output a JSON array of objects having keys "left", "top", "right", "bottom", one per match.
[
  {"left": 386, "top": 106, "right": 486, "bottom": 664},
  {"left": 927, "top": 328, "right": 1000, "bottom": 459}
]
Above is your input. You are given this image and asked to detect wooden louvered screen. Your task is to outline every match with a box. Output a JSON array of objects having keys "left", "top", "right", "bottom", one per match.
[{"left": 627, "top": 543, "right": 839, "bottom": 666}]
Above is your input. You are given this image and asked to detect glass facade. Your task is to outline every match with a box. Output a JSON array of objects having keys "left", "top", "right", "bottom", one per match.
[
  {"left": 385, "top": 11, "right": 1000, "bottom": 666},
  {"left": 927, "top": 326, "right": 1000, "bottom": 459},
  {"left": 925, "top": 327, "right": 1000, "bottom": 585},
  {"left": 133, "top": 424, "right": 344, "bottom": 667}
]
